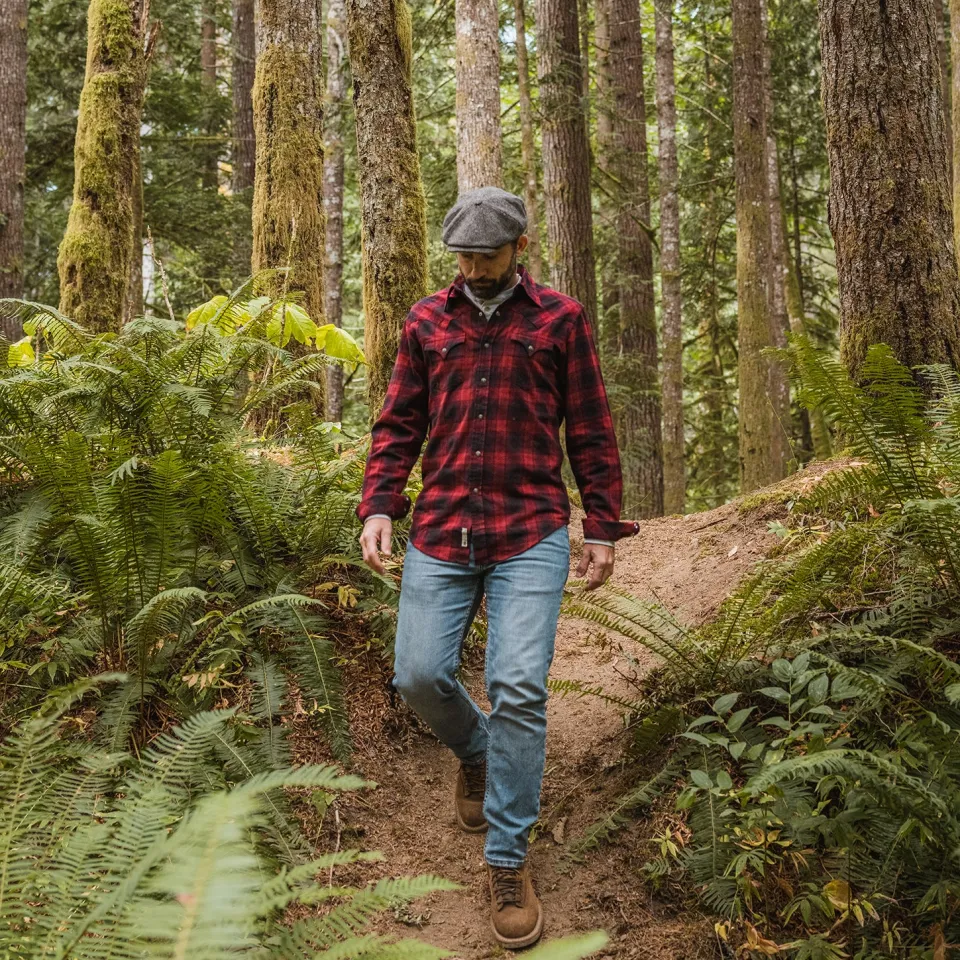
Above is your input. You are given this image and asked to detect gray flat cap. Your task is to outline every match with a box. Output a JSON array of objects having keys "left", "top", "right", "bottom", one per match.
[{"left": 441, "top": 186, "right": 528, "bottom": 254}]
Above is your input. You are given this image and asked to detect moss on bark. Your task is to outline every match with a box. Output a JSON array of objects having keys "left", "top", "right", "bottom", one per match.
[{"left": 57, "top": 0, "right": 146, "bottom": 332}]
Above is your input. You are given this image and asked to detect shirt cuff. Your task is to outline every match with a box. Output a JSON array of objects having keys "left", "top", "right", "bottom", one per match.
[
  {"left": 356, "top": 494, "right": 411, "bottom": 523},
  {"left": 583, "top": 538, "right": 615, "bottom": 547},
  {"left": 582, "top": 518, "right": 641, "bottom": 541},
  {"left": 365, "top": 514, "right": 392, "bottom": 522}
]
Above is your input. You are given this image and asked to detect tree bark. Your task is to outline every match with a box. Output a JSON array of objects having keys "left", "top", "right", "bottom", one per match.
[
  {"left": 760, "top": 3, "right": 792, "bottom": 474},
  {"left": 939, "top": 0, "right": 953, "bottom": 180},
  {"left": 513, "top": 0, "right": 544, "bottom": 280},
  {"left": 347, "top": 0, "right": 428, "bottom": 420},
  {"left": 595, "top": 0, "right": 620, "bottom": 358},
  {"left": 324, "top": 0, "right": 348, "bottom": 423},
  {"left": 252, "top": 0, "right": 326, "bottom": 410},
  {"left": 0, "top": 0, "right": 27, "bottom": 332},
  {"left": 455, "top": 0, "right": 502, "bottom": 191},
  {"left": 579, "top": 0, "right": 591, "bottom": 129},
  {"left": 819, "top": 0, "right": 960, "bottom": 379},
  {"left": 733, "top": 0, "right": 784, "bottom": 492},
  {"left": 58, "top": 0, "right": 148, "bottom": 332},
  {"left": 232, "top": 0, "right": 256, "bottom": 192},
  {"left": 654, "top": 0, "right": 685, "bottom": 515},
  {"left": 535, "top": 0, "right": 598, "bottom": 329},
  {"left": 952, "top": 0, "right": 960, "bottom": 259},
  {"left": 201, "top": 0, "right": 219, "bottom": 190},
  {"left": 607, "top": 0, "right": 662, "bottom": 518}
]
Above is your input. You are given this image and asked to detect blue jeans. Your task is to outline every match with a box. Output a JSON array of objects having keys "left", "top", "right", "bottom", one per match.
[{"left": 392, "top": 524, "right": 570, "bottom": 867}]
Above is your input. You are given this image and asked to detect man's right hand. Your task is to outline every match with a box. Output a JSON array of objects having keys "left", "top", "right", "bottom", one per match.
[{"left": 360, "top": 516, "right": 393, "bottom": 574}]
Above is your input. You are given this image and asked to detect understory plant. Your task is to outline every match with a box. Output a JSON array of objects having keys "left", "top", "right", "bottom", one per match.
[
  {"left": 0, "top": 675, "right": 607, "bottom": 959},
  {"left": 0, "top": 285, "right": 407, "bottom": 756},
  {"left": 558, "top": 341, "right": 960, "bottom": 959}
]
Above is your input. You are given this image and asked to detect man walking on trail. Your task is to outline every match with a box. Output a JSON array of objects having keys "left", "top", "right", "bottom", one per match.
[{"left": 357, "top": 186, "right": 639, "bottom": 949}]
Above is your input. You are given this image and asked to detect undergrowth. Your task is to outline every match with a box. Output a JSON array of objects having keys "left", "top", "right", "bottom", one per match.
[{"left": 558, "top": 340, "right": 960, "bottom": 959}]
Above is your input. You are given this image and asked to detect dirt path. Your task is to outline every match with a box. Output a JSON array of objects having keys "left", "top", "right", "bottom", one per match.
[{"left": 299, "top": 464, "right": 840, "bottom": 958}]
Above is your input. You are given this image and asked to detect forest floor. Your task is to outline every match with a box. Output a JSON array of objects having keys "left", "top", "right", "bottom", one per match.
[{"left": 292, "top": 460, "right": 846, "bottom": 959}]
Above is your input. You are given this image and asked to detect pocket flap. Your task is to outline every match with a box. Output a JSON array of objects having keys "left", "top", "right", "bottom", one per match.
[{"left": 423, "top": 332, "right": 466, "bottom": 358}]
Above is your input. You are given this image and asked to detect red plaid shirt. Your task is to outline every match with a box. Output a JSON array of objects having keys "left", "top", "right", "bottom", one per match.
[{"left": 356, "top": 265, "right": 640, "bottom": 564}]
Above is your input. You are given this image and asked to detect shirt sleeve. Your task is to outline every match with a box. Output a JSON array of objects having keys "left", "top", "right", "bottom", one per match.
[
  {"left": 355, "top": 314, "right": 428, "bottom": 523},
  {"left": 562, "top": 307, "right": 641, "bottom": 543}
]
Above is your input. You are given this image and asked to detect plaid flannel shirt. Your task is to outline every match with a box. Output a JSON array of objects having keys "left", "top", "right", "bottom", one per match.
[{"left": 356, "top": 265, "right": 640, "bottom": 565}]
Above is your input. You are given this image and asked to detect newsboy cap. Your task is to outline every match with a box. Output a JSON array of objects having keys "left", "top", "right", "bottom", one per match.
[{"left": 441, "top": 186, "right": 528, "bottom": 254}]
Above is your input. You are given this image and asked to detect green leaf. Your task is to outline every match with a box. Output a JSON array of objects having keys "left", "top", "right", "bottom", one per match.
[
  {"left": 316, "top": 322, "right": 367, "bottom": 363},
  {"left": 726, "top": 706, "right": 756, "bottom": 733},
  {"left": 716, "top": 770, "right": 733, "bottom": 790},
  {"left": 946, "top": 683, "right": 960, "bottom": 704},
  {"left": 713, "top": 692, "right": 740, "bottom": 715},
  {"left": 185, "top": 295, "right": 228, "bottom": 331},
  {"left": 807, "top": 673, "right": 829, "bottom": 705},
  {"left": 690, "top": 769, "right": 713, "bottom": 790},
  {"left": 681, "top": 731, "right": 714, "bottom": 746},
  {"left": 759, "top": 686, "right": 792, "bottom": 703},
  {"left": 267, "top": 302, "right": 318, "bottom": 347},
  {"left": 7, "top": 336, "right": 36, "bottom": 367}
]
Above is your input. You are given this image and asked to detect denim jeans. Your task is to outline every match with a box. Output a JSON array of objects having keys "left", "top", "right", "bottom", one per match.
[{"left": 392, "top": 523, "right": 570, "bottom": 867}]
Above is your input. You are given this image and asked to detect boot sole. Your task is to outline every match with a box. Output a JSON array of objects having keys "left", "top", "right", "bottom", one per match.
[
  {"left": 490, "top": 909, "right": 544, "bottom": 950},
  {"left": 454, "top": 808, "right": 489, "bottom": 833}
]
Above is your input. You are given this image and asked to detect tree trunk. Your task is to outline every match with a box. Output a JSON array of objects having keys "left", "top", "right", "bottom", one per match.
[
  {"left": 58, "top": 0, "right": 148, "bottom": 332},
  {"left": 579, "top": 0, "right": 591, "bottom": 129},
  {"left": 535, "top": 0, "right": 598, "bottom": 329},
  {"left": 455, "top": 0, "right": 502, "bottom": 191},
  {"left": 952, "top": 0, "right": 960, "bottom": 259},
  {"left": 324, "top": 0, "right": 348, "bottom": 423},
  {"left": 939, "top": 0, "right": 953, "bottom": 181},
  {"left": 607, "top": 0, "right": 662, "bottom": 518},
  {"left": 252, "top": 0, "right": 326, "bottom": 384},
  {"left": 201, "top": 0, "right": 219, "bottom": 190},
  {"left": 513, "top": 0, "right": 544, "bottom": 280},
  {"left": 819, "top": 0, "right": 960, "bottom": 378},
  {"left": 654, "top": 0, "right": 685, "bottom": 515},
  {"left": 232, "top": 0, "right": 256, "bottom": 192},
  {"left": 733, "top": 0, "right": 784, "bottom": 492},
  {"left": 595, "top": 0, "right": 620, "bottom": 358},
  {"left": 760, "top": 3, "right": 792, "bottom": 474},
  {"left": 347, "top": 0, "right": 428, "bottom": 420},
  {"left": 0, "top": 0, "right": 27, "bottom": 334}
]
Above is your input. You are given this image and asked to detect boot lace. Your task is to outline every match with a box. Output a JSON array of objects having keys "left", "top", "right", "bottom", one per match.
[
  {"left": 491, "top": 866, "right": 524, "bottom": 910},
  {"left": 462, "top": 761, "right": 486, "bottom": 798}
]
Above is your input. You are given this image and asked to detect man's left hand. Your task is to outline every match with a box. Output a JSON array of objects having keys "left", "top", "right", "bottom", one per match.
[{"left": 576, "top": 543, "right": 615, "bottom": 591}]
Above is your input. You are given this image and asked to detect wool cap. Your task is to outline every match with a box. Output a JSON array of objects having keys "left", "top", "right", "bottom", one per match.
[{"left": 441, "top": 186, "right": 528, "bottom": 254}]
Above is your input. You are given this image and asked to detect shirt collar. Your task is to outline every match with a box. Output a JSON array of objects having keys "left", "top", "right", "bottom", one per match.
[{"left": 444, "top": 262, "right": 543, "bottom": 312}]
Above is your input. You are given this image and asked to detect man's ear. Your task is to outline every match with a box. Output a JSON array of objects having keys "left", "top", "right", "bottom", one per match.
[{"left": 516, "top": 235, "right": 529, "bottom": 256}]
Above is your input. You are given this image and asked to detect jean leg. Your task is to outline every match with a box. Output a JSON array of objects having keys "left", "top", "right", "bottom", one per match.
[
  {"left": 392, "top": 540, "right": 489, "bottom": 761},
  {"left": 481, "top": 525, "right": 570, "bottom": 866}
]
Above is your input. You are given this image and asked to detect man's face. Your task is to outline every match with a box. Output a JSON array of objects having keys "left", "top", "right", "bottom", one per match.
[{"left": 457, "top": 235, "right": 529, "bottom": 299}]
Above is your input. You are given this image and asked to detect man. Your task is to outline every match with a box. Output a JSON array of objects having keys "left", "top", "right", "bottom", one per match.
[{"left": 357, "top": 186, "right": 639, "bottom": 949}]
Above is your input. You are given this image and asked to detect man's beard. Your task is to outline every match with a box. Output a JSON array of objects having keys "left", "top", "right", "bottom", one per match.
[{"left": 465, "top": 253, "right": 518, "bottom": 300}]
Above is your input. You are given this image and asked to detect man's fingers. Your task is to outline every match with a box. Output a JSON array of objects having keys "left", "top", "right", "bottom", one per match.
[{"left": 380, "top": 527, "right": 392, "bottom": 557}]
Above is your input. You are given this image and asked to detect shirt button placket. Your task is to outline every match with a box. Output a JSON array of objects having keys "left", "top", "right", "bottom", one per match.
[{"left": 470, "top": 308, "right": 490, "bottom": 561}]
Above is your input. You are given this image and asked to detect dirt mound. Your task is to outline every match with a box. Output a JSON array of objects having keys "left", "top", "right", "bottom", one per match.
[{"left": 295, "top": 459, "right": 847, "bottom": 958}]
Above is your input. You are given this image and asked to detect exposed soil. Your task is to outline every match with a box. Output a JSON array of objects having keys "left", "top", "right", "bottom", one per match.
[{"left": 292, "top": 460, "right": 847, "bottom": 959}]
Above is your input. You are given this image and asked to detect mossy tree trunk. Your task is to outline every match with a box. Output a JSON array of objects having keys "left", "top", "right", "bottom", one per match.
[
  {"left": 939, "top": 0, "right": 952, "bottom": 181},
  {"left": 346, "top": 0, "right": 428, "bottom": 421},
  {"left": 759, "top": 3, "right": 792, "bottom": 473},
  {"left": 58, "top": 0, "right": 148, "bottom": 332},
  {"left": 513, "top": 0, "right": 544, "bottom": 280},
  {"left": 456, "top": 0, "right": 502, "bottom": 191},
  {"left": 535, "top": 0, "right": 598, "bottom": 329},
  {"left": 0, "top": 0, "right": 27, "bottom": 331},
  {"left": 324, "top": 0, "right": 348, "bottom": 423},
  {"left": 252, "top": 0, "right": 326, "bottom": 410},
  {"left": 819, "top": 0, "right": 960, "bottom": 379},
  {"left": 655, "top": 0, "right": 685, "bottom": 515},
  {"left": 201, "top": 0, "right": 219, "bottom": 191},
  {"left": 733, "top": 0, "right": 786, "bottom": 493},
  {"left": 951, "top": 0, "right": 960, "bottom": 259},
  {"left": 231, "top": 0, "right": 256, "bottom": 192},
  {"left": 608, "top": 0, "right": 662, "bottom": 518},
  {"left": 595, "top": 0, "right": 620, "bottom": 359}
]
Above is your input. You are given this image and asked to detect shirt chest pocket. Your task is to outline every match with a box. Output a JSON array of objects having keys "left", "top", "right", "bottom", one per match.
[
  {"left": 506, "top": 330, "right": 563, "bottom": 419},
  {"left": 422, "top": 332, "right": 468, "bottom": 407}
]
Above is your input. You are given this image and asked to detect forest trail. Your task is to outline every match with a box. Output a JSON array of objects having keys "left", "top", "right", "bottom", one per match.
[{"left": 296, "top": 462, "right": 842, "bottom": 959}]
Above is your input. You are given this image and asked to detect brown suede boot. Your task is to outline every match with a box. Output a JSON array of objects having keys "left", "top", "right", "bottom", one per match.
[
  {"left": 487, "top": 863, "right": 543, "bottom": 949},
  {"left": 454, "top": 760, "right": 487, "bottom": 832}
]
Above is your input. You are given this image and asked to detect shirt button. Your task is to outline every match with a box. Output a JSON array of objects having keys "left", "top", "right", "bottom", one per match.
[
  {"left": 441, "top": 347, "right": 447, "bottom": 354},
  {"left": 527, "top": 344, "right": 533, "bottom": 354},
  {"left": 478, "top": 413, "right": 483, "bottom": 418},
  {"left": 481, "top": 377, "right": 487, "bottom": 383},
  {"left": 473, "top": 487, "right": 478, "bottom": 493},
  {"left": 484, "top": 342, "right": 490, "bottom": 348},
  {"left": 475, "top": 450, "right": 481, "bottom": 456}
]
